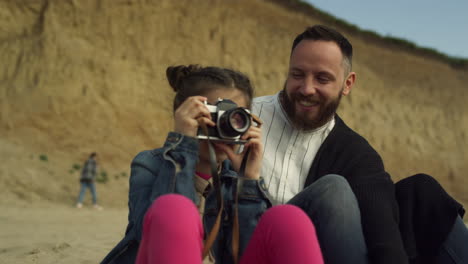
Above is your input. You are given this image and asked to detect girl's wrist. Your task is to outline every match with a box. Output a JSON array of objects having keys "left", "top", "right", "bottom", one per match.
[
  {"left": 174, "top": 128, "right": 196, "bottom": 137},
  {"left": 244, "top": 171, "right": 260, "bottom": 180}
]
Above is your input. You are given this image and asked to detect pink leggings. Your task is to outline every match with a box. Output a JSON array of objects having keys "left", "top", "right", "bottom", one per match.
[{"left": 136, "top": 194, "right": 323, "bottom": 264}]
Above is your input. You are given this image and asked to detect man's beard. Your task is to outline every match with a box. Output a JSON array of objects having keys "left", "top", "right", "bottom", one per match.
[{"left": 281, "top": 87, "right": 342, "bottom": 131}]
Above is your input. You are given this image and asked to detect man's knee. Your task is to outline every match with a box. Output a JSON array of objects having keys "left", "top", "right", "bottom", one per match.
[
  {"left": 289, "top": 174, "right": 360, "bottom": 219},
  {"left": 397, "top": 173, "right": 438, "bottom": 187},
  {"left": 313, "top": 174, "right": 353, "bottom": 197},
  {"left": 395, "top": 173, "right": 446, "bottom": 202}
]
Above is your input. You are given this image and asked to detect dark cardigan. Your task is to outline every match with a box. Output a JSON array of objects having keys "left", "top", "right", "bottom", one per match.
[
  {"left": 305, "top": 115, "right": 464, "bottom": 263},
  {"left": 396, "top": 174, "right": 465, "bottom": 263},
  {"left": 302, "top": 115, "right": 406, "bottom": 263}
]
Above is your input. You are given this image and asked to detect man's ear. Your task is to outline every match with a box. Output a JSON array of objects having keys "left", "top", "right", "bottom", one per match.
[{"left": 342, "top": 72, "right": 356, "bottom": 96}]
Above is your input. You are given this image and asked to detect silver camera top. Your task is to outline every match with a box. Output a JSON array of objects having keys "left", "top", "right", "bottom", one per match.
[{"left": 197, "top": 98, "right": 251, "bottom": 144}]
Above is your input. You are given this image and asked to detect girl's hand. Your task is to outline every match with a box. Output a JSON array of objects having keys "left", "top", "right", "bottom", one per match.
[
  {"left": 214, "top": 125, "right": 263, "bottom": 180},
  {"left": 174, "top": 96, "right": 215, "bottom": 137}
]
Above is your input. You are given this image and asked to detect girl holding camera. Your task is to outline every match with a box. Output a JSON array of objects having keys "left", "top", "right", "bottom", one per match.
[{"left": 101, "top": 65, "right": 323, "bottom": 264}]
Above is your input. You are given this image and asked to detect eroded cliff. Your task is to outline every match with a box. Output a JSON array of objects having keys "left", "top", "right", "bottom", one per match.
[{"left": 1, "top": 0, "right": 467, "bottom": 208}]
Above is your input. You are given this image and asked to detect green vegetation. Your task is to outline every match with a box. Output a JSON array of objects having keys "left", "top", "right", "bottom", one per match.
[
  {"left": 113, "top": 171, "right": 128, "bottom": 180},
  {"left": 72, "top": 163, "right": 81, "bottom": 170},
  {"left": 268, "top": 0, "right": 468, "bottom": 69},
  {"left": 96, "top": 170, "right": 108, "bottom": 183},
  {"left": 39, "top": 154, "right": 48, "bottom": 162}
]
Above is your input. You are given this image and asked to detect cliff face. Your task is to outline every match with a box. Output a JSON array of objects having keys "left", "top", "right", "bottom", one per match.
[{"left": 1, "top": 0, "right": 467, "bottom": 208}]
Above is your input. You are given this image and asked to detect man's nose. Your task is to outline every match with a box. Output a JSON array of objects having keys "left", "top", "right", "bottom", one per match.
[{"left": 299, "top": 76, "right": 316, "bottom": 95}]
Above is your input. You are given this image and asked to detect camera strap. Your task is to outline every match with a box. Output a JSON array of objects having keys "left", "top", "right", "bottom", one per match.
[
  {"left": 231, "top": 147, "right": 250, "bottom": 264},
  {"left": 201, "top": 138, "right": 224, "bottom": 260},
  {"left": 200, "top": 114, "right": 262, "bottom": 263},
  {"left": 231, "top": 114, "right": 261, "bottom": 263},
  {"left": 197, "top": 114, "right": 229, "bottom": 261}
]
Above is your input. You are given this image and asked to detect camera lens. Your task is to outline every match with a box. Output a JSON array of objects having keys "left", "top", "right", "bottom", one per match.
[
  {"left": 218, "top": 108, "right": 251, "bottom": 138},
  {"left": 230, "top": 112, "right": 247, "bottom": 130}
]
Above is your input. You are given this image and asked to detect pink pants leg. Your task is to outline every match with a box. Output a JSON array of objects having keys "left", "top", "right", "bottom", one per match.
[
  {"left": 241, "top": 204, "right": 324, "bottom": 264},
  {"left": 136, "top": 194, "right": 323, "bottom": 264},
  {"left": 135, "top": 194, "right": 204, "bottom": 264}
]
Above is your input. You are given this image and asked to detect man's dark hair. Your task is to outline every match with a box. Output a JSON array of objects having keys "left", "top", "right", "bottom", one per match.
[
  {"left": 291, "top": 25, "right": 353, "bottom": 73},
  {"left": 89, "top": 152, "right": 97, "bottom": 158}
]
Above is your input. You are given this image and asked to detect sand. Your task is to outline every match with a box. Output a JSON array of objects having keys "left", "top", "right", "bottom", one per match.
[
  {"left": 0, "top": 203, "right": 127, "bottom": 264},
  {"left": 1, "top": 202, "right": 466, "bottom": 264}
]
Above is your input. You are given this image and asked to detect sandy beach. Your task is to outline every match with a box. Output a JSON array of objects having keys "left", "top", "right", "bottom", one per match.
[{"left": 0, "top": 203, "right": 127, "bottom": 264}]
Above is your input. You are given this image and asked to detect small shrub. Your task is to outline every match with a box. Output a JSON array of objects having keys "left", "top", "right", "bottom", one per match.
[
  {"left": 72, "top": 164, "right": 81, "bottom": 170},
  {"left": 96, "top": 170, "right": 108, "bottom": 183},
  {"left": 121, "top": 172, "right": 128, "bottom": 177},
  {"left": 39, "top": 154, "right": 48, "bottom": 162}
]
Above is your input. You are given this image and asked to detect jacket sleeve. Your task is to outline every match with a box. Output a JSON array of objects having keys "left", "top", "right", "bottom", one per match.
[
  {"left": 346, "top": 147, "right": 409, "bottom": 264},
  {"left": 127, "top": 132, "right": 200, "bottom": 241},
  {"left": 310, "top": 116, "right": 409, "bottom": 264}
]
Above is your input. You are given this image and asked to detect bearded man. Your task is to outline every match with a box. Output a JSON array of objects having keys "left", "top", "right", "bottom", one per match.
[{"left": 252, "top": 25, "right": 466, "bottom": 264}]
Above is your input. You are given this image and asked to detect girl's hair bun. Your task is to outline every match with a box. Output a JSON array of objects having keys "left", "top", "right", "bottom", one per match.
[{"left": 166, "top": 64, "right": 202, "bottom": 92}]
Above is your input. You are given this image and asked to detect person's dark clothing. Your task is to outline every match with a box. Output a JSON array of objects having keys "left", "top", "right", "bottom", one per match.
[
  {"left": 80, "top": 158, "right": 97, "bottom": 183},
  {"left": 305, "top": 115, "right": 407, "bottom": 263},
  {"left": 395, "top": 173, "right": 465, "bottom": 263},
  {"left": 305, "top": 115, "right": 465, "bottom": 264}
]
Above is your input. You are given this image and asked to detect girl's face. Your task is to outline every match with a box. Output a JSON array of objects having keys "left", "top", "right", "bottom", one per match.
[{"left": 198, "top": 87, "right": 249, "bottom": 165}]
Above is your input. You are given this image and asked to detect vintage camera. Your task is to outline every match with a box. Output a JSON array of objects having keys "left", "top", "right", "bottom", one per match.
[{"left": 197, "top": 99, "right": 252, "bottom": 144}]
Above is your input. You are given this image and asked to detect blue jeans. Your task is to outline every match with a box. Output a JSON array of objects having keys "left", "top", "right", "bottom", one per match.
[
  {"left": 436, "top": 215, "right": 468, "bottom": 263},
  {"left": 77, "top": 181, "right": 97, "bottom": 204},
  {"left": 288, "top": 174, "right": 468, "bottom": 264},
  {"left": 288, "top": 174, "right": 369, "bottom": 264}
]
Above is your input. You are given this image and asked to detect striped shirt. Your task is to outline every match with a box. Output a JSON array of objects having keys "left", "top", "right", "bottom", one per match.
[{"left": 252, "top": 92, "right": 335, "bottom": 204}]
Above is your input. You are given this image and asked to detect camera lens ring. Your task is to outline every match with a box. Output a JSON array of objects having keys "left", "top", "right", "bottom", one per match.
[{"left": 218, "top": 108, "right": 251, "bottom": 138}]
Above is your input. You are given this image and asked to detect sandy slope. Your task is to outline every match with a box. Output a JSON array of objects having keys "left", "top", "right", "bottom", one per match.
[
  {"left": 0, "top": 203, "right": 127, "bottom": 264},
  {"left": 1, "top": 0, "right": 467, "bottom": 210}
]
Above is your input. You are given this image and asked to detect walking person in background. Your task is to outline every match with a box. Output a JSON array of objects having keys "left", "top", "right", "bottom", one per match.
[{"left": 76, "top": 152, "right": 102, "bottom": 210}]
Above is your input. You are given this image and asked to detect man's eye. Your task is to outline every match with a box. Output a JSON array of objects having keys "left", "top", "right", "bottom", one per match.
[
  {"left": 291, "top": 72, "right": 303, "bottom": 79},
  {"left": 317, "top": 77, "right": 330, "bottom": 83}
]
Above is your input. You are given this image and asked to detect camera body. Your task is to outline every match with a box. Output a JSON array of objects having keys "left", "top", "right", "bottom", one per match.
[{"left": 196, "top": 99, "right": 251, "bottom": 144}]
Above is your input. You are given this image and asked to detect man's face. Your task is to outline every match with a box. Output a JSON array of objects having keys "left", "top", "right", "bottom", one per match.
[{"left": 282, "top": 40, "right": 354, "bottom": 131}]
